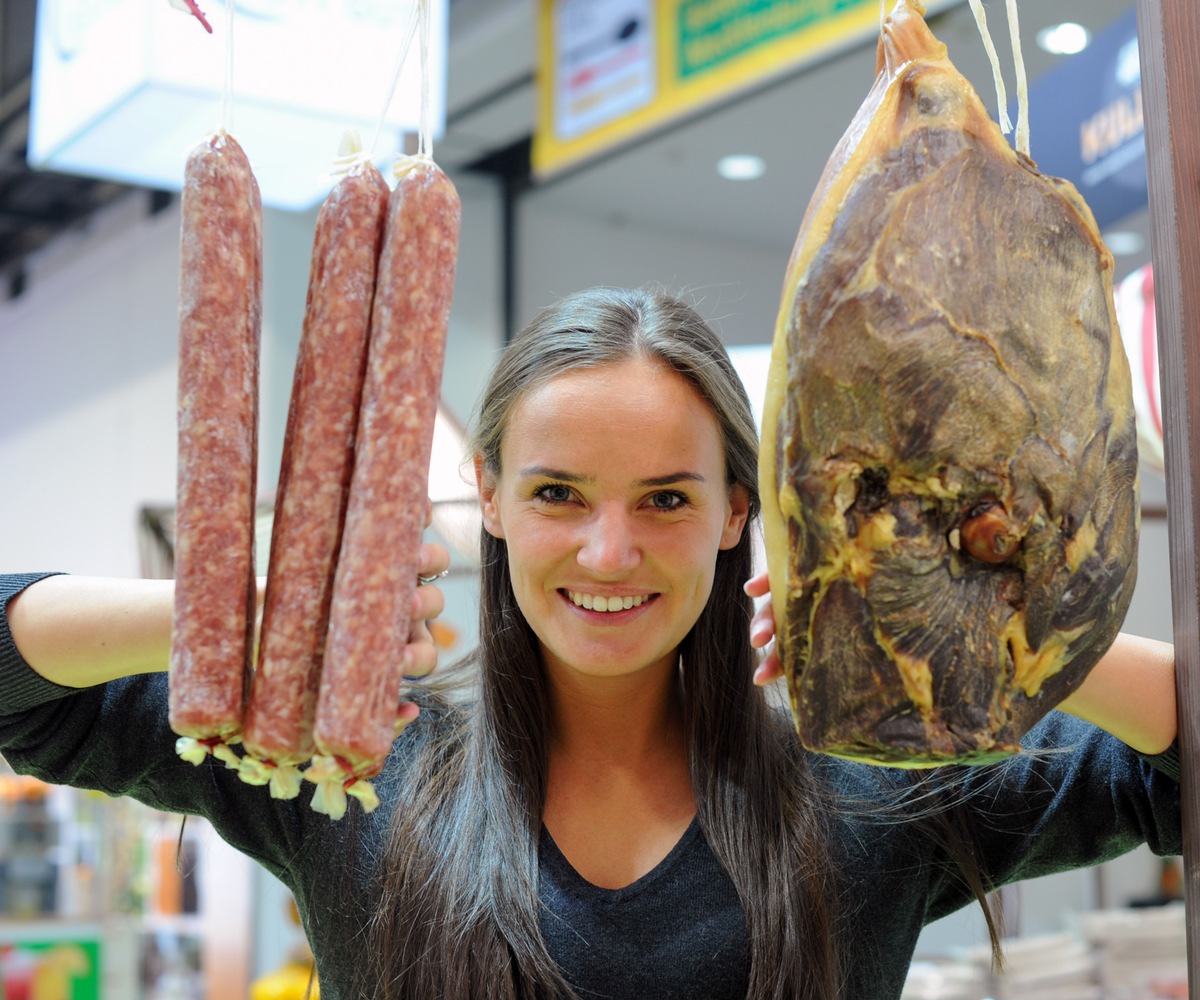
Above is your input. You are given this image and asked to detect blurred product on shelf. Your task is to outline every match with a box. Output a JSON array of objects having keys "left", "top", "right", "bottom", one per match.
[
  {"left": 971, "top": 933, "right": 1099, "bottom": 999},
  {"left": 140, "top": 929, "right": 205, "bottom": 1000},
  {"left": 0, "top": 936, "right": 100, "bottom": 1000},
  {"left": 249, "top": 956, "right": 319, "bottom": 1000},
  {"left": 1, "top": 756, "right": 253, "bottom": 996},
  {"left": 906, "top": 904, "right": 1188, "bottom": 1000},
  {"left": 1080, "top": 903, "right": 1187, "bottom": 999},
  {"left": 248, "top": 894, "right": 318, "bottom": 1000},
  {"left": 0, "top": 773, "right": 58, "bottom": 917},
  {"left": 901, "top": 959, "right": 985, "bottom": 999},
  {"left": 1114, "top": 261, "right": 1163, "bottom": 475}
]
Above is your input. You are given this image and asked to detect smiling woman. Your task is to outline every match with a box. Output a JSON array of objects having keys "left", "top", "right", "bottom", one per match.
[
  {"left": 476, "top": 356, "right": 749, "bottom": 688},
  {"left": 474, "top": 352, "right": 752, "bottom": 890},
  {"left": 0, "top": 285, "right": 1182, "bottom": 1000},
  {"left": 354, "top": 285, "right": 1178, "bottom": 1000},
  {"left": 370, "top": 284, "right": 848, "bottom": 998}
]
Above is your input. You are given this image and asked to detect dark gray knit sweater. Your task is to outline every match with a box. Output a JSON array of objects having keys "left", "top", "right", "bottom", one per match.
[{"left": 0, "top": 573, "right": 1182, "bottom": 999}]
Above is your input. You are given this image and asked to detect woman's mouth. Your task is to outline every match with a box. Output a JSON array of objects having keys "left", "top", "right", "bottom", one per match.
[{"left": 564, "top": 590, "right": 654, "bottom": 613}]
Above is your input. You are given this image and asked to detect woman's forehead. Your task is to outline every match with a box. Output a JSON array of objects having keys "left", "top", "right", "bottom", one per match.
[
  {"left": 500, "top": 359, "right": 725, "bottom": 470},
  {"left": 514, "top": 358, "right": 706, "bottom": 418}
]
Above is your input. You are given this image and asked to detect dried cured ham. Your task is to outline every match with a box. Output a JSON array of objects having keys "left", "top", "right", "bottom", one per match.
[{"left": 759, "top": 0, "right": 1139, "bottom": 765}]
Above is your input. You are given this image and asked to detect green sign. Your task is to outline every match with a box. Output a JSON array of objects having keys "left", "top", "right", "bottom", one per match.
[
  {"left": 0, "top": 938, "right": 101, "bottom": 1000},
  {"left": 679, "top": 0, "right": 863, "bottom": 75}
]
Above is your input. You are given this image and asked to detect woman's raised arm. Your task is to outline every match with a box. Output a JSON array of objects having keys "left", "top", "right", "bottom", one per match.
[
  {"left": 7, "top": 575, "right": 177, "bottom": 687},
  {"left": 7, "top": 542, "right": 450, "bottom": 691},
  {"left": 1056, "top": 632, "right": 1177, "bottom": 756}
]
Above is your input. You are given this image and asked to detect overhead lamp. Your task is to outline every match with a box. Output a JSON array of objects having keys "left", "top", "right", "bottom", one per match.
[
  {"left": 28, "top": 0, "right": 447, "bottom": 212},
  {"left": 717, "top": 154, "right": 766, "bottom": 181},
  {"left": 1036, "top": 22, "right": 1091, "bottom": 57}
]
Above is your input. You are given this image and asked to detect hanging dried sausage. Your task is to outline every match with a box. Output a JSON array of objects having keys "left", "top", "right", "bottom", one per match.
[
  {"left": 239, "top": 161, "right": 390, "bottom": 797},
  {"left": 169, "top": 131, "right": 262, "bottom": 764},
  {"left": 309, "top": 157, "right": 461, "bottom": 817}
]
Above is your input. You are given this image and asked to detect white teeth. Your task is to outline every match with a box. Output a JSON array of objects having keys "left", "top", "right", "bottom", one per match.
[{"left": 568, "top": 591, "right": 647, "bottom": 612}]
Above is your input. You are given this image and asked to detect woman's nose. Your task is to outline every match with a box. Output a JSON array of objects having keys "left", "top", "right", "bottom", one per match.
[{"left": 576, "top": 506, "right": 641, "bottom": 575}]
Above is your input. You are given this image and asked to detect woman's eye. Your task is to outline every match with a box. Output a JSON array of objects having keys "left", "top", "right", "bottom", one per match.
[
  {"left": 532, "top": 483, "right": 573, "bottom": 504},
  {"left": 650, "top": 490, "right": 688, "bottom": 511}
]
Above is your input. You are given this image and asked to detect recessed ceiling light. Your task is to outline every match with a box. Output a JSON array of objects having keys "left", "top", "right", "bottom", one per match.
[
  {"left": 717, "top": 154, "right": 766, "bottom": 181},
  {"left": 1036, "top": 22, "right": 1091, "bottom": 56},
  {"left": 1104, "top": 230, "right": 1146, "bottom": 256}
]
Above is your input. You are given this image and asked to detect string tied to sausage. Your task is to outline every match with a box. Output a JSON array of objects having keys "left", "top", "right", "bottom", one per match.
[
  {"left": 365, "top": 0, "right": 437, "bottom": 171},
  {"left": 328, "top": 129, "right": 375, "bottom": 180},
  {"left": 304, "top": 756, "right": 382, "bottom": 821},
  {"left": 176, "top": 735, "right": 242, "bottom": 770},
  {"left": 238, "top": 756, "right": 305, "bottom": 800}
]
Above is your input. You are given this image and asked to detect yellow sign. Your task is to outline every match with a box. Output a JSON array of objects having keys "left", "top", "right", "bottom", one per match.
[{"left": 535, "top": 0, "right": 888, "bottom": 178}]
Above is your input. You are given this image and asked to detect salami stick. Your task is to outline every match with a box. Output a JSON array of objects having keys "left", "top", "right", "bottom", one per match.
[
  {"left": 170, "top": 131, "right": 262, "bottom": 766},
  {"left": 309, "top": 157, "right": 461, "bottom": 817},
  {"left": 239, "top": 161, "right": 390, "bottom": 798}
]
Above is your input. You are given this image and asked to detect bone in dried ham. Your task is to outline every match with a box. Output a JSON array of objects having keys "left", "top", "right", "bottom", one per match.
[{"left": 758, "top": 0, "right": 1139, "bottom": 766}]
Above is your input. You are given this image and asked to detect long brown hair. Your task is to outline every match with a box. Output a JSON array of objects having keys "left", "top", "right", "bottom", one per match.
[{"left": 356, "top": 286, "right": 843, "bottom": 997}]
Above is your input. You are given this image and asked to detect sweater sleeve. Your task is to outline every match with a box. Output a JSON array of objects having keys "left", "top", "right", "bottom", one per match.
[
  {"left": 1, "top": 573, "right": 74, "bottom": 709},
  {"left": 0, "top": 570, "right": 434, "bottom": 914},
  {"left": 923, "top": 712, "right": 1184, "bottom": 921},
  {"left": 0, "top": 572, "right": 311, "bottom": 881}
]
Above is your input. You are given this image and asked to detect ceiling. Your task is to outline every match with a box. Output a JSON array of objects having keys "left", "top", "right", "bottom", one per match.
[
  {"left": 0, "top": 0, "right": 137, "bottom": 296},
  {"left": 520, "top": 0, "right": 1147, "bottom": 267},
  {"left": 0, "top": 0, "right": 1148, "bottom": 299}
]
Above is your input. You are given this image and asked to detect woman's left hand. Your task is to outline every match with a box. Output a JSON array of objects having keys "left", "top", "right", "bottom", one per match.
[{"left": 745, "top": 571, "right": 784, "bottom": 686}]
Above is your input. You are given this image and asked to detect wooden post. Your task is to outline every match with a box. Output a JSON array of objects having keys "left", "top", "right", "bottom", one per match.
[{"left": 1134, "top": 0, "right": 1200, "bottom": 985}]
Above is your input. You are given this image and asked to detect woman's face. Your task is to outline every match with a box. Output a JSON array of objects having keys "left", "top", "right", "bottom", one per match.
[{"left": 477, "top": 357, "right": 750, "bottom": 687}]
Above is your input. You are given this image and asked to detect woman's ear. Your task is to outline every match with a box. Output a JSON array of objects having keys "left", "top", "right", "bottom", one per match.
[
  {"left": 474, "top": 454, "right": 505, "bottom": 539},
  {"left": 719, "top": 484, "right": 752, "bottom": 550}
]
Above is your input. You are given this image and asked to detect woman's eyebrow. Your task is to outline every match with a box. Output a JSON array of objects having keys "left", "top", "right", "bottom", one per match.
[
  {"left": 637, "top": 472, "right": 707, "bottom": 487},
  {"left": 516, "top": 468, "right": 707, "bottom": 488},
  {"left": 517, "top": 466, "right": 592, "bottom": 484}
]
